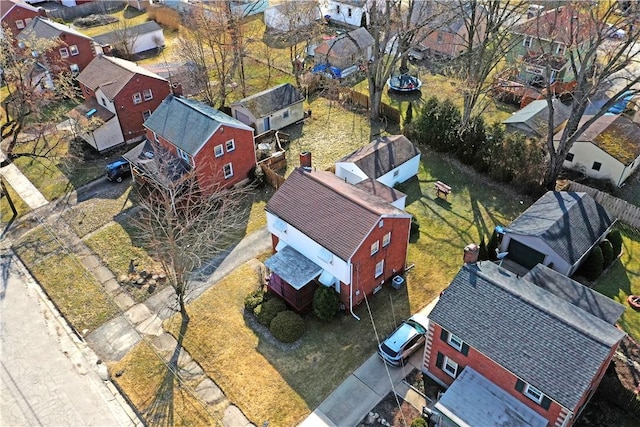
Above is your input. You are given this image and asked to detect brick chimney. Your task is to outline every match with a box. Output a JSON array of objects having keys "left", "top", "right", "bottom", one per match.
[
  {"left": 463, "top": 243, "right": 480, "bottom": 264},
  {"left": 300, "top": 151, "right": 312, "bottom": 171},
  {"left": 170, "top": 82, "right": 183, "bottom": 97}
]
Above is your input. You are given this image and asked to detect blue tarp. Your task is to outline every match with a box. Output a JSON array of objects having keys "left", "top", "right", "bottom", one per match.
[{"left": 312, "top": 63, "right": 342, "bottom": 79}]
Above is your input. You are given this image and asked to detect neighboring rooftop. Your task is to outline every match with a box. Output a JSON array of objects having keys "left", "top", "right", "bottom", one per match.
[
  {"left": 76, "top": 55, "right": 167, "bottom": 99},
  {"left": 505, "top": 191, "right": 615, "bottom": 265},
  {"left": 266, "top": 168, "right": 410, "bottom": 261},
  {"left": 17, "top": 15, "right": 91, "bottom": 40},
  {"left": 503, "top": 99, "right": 571, "bottom": 137},
  {"left": 337, "top": 135, "right": 420, "bottom": 179},
  {"left": 1, "top": 0, "right": 41, "bottom": 19},
  {"left": 315, "top": 26, "right": 374, "bottom": 57},
  {"left": 93, "top": 21, "right": 162, "bottom": 46},
  {"left": 144, "top": 94, "right": 253, "bottom": 156},
  {"left": 231, "top": 83, "right": 303, "bottom": 118},
  {"left": 430, "top": 261, "right": 625, "bottom": 410},
  {"left": 512, "top": 6, "right": 598, "bottom": 45},
  {"left": 355, "top": 178, "right": 406, "bottom": 203}
]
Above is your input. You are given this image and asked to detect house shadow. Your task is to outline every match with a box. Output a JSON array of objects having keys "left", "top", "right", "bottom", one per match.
[{"left": 394, "top": 176, "right": 423, "bottom": 206}]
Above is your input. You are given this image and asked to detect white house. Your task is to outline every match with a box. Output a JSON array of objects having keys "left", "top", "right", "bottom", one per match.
[
  {"left": 264, "top": 1, "right": 321, "bottom": 33},
  {"left": 555, "top": 114, "right": 640, "bottom": 187},
  {"left": 321, "top": 0, "right": 368, "bottom": 27},
  {"left": 230, "top": 83, "right": 305, "bottom": 134},
  {"left": 335, "top": 135, "right": 421, "bottom": 187},
  {"left": 498, "top": 191, "right": 616, "bottom": 277},
  {"left": 94, "top": 21, "right": 164, "bottom": 56}
]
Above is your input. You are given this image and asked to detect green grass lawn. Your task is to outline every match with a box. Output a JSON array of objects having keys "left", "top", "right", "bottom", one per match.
[
  {"left": 0, "top": 181, "right": 30, "bottom": 224},
  {"left": 62, "top": 187, "right": 135, "bottom": 238},
  {"left": 13, "top": 226, "right": 119, "bottom": 333},
  {"left": 596, "top": 225, "right": 640, "bottom": 342}
]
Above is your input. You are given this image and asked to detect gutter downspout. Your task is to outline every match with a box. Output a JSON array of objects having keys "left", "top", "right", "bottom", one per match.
[
  {"left": 349, "top": 261, "right": 360, "bottom": 320},
  {"left": 617, "top": 164, "right": 628, "bottom": 188}
]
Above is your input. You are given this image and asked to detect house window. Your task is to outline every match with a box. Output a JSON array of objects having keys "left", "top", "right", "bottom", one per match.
[
  {"left": 554, "top": 43, "right": 565, "bottom": 55},
  {"left": 214, "top": 144, "right": 224, "bottom": 157},
  {"left": 375, "top": 260, "right": 384, "bottom": 278},
  {"left": 142, "top": 110, "right": 151, "bottom": 120},
  {"left": 15, "top": 20, "right": 25, "bottom": 29},
  {"left": 393, "top": 169, "right": 399, "bottom": 178},
  {"left": 523, "top": 36, "right": 533, "bottom": 48},
  {"left": 224, "top": 163, "right": 234, "bottom": 179},
  {"left": 226, "top": 139, "right": 235, "bottom": 152},
  {"left": 283, "top": 110, "right": 290, "bottom": 119},
  {"left": 371, "top": 240, "right": 379, "bottom": 255},
  {"left": 566, "top": 152, "right": 574, "bottom": 162},
  {"left": 336, "top": 5, "right": 340, "bottom": 14},
  {"left": 69, "top": 45, "right": 79, "bottom": 56},
  {"left": 378, "top": 219, "right": 384, "bottom": 228},
  {"left": 524, "top": 384, "right": 544, "bottom": 404},
  {"left": 143, "top": 89, "right": 153, "bottom": 101},
  {"left": 382, "top": 232, "right": 391, "bottom": 247},
  {"left": 69, "top": 64, "right": 79, "bottom": 73},
  {"left": 132, "top": 93, "right": 142, "bottom": 105},
  {"left": 592, "top": 161, "right": 602, "bottom": 171},
  {"left": 153, "top": 131, "right": 159, "bottom": 142},
  {"left": 447, "top": 333, "right": 464, "bottom": 351},
  {"left": 443, "top": 357, "right": 459, "bottom": 378},
  {"left": 100, "top": 97, "right": 107, "bottom": 107},
  {"left": 177, "top": 148, "right": 191, "bottom": 164},
  {"left": 437, "top": 33, "right": 444, "bottom": 43},
  {"left": 348, "top": 8, "right": 352, "bottom": 17},
  {"left": 60, "top": 47, "right": 69, "bottom": 58}
]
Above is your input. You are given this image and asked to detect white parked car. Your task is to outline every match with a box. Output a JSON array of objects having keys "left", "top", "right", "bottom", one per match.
[{"left": 378, "top": 313, "right": 429, "bottom": 366}]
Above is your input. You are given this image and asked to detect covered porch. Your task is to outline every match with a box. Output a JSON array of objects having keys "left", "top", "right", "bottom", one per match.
[{"left": 265, "top": 245, "right": 336, "bottom": 313}]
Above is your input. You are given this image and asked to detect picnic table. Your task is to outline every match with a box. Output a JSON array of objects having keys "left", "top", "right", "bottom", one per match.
[{"left": 435, "top": 181, "right": 452, "bottom": 200}]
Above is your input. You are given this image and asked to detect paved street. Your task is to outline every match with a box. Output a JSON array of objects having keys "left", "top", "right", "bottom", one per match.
[{"left": 0, "top": 252, "right": 137, "bottom": 427}]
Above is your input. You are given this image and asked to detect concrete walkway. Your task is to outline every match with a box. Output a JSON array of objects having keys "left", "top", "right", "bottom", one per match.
[
  {"left": 299, "top": 298, "right": 439, "bottom": 427},
  {"left": 0, "top": 152, "right": 48, "bottom": 209}
]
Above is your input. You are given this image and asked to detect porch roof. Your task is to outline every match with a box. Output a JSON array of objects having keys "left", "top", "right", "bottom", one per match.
[
  {"left": 265, "top": 246, "right": 322, "bottom": 290},
  {"left": 433, "top": 367, "right": 548, "bottom": 427}
]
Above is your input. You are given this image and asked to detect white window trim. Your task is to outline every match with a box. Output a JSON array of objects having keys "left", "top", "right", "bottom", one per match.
[
  {"left": 15, "top": 19, "right": 25, "bottom": 29},
  {"left": 382, "top": 232, "right": 391, "bottom": 247},
  {"left": 69, "top": 64, "right": 79, "bottom": 73},
  {"left": 225, "top": 139, "right": 235, "bottom": 152},
  {"left": 60, "top": 47, "right": 69, "bottom": 58},
  {"left": 447, "top": 333, "right": 464, "bottom": 352},
  {"left": 143, "top": 89, "right": 153, "bottom": 101},
  {"left": 371, "top": 240, "right": 379, "bottom": 255},
  {"left": 69, "top": 45, "right": 79, "bottom": 56},
  {"left": 523, "top": 36, "right": 533, "bottom": 48},
  {"left": 132, "top": 93, "right": 142, "bottom": 105},
  {"left": 375, "top": 260, "right": 384, "bottom": 278},
  {"left": 524, "top": 384, "right": 544, "bottom": 404},
  {"left": 142, "top": 110, "right": 151, "bottom": 120},
  {"left": 443, "top": 356, "right": 458, "bottom": 378},
  {"left": 224, "top": 163, "right": 234, "bottom": 179},
  {"left": 177, "top": 148, "right": 190, "bottom": 163},
  {"left": 153, "top": 131, "right": 159, "bottom": 143},
  {"left": 555, "top": 43, "right": 565, "bottom": 55},
  {"left": 393, "top": 169, "right": 399, "bottom": 177},
  {"left": 214, "top": 144, "right": 224, "bottom": 158}
]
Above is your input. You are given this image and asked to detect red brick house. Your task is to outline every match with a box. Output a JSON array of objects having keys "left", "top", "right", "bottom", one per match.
[
  {"left": 124, "top": 94, "right": 256, "bottom": 193},
  {"left": 422, "top": 262, "right": 625, "bottom": 427},
  {"left": 16, "top": 16, "right": 96, "bottom": 77},
  {"left": 265, "top": 168, "right": 412, "bottom": 314},
  {"left": 69, "top": 55, "right": 170, "bottom": 151},
  {"left": 0, "top": 0, "right": 46, "bottom": 39}
]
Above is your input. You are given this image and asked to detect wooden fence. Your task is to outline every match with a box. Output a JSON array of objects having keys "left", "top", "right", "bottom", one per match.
[
  {"left": 340, "top": 88, "right": 401, "bottom": 123},
  {"left": 49, "top": 1, "right": 125, "bottom": 21},
  {"left": 567, "top": 181, "right": 640, "bottom": 228},
  {"left": 258, "top": 151, "right": 286, "bottom": 190}
]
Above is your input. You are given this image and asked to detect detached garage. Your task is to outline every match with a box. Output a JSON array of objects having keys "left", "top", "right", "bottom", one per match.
[{"left": 499, "top": 191, "right": 615, "bottom": 277}]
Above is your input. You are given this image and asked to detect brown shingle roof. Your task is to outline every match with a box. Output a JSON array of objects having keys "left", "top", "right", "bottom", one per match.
[
  {"left": 266, "top": 168, "right": 409, "bottom": 261},
  {"left": 355, "top": 178, "right": 406, "bottom": 203},
  {"left": 512, "top": 6, "right": 598, "bottom": 45},
  {"left": 337, "top": 135, "right": 420, "bottom": 179},
  {"left": 76, "top": 55, "right": 166, "bottom": 100},
  {"left": 314, "top": 27, "right": 374, "bottom": 57},
  {"left": 574, "top": 115, "right": 640, "bottom": 165}
]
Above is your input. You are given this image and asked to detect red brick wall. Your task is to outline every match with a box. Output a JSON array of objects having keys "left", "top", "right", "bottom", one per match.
[
  {"left": 346, "top": 216, "right": 410, "bottom": 306},
  {"left": 2, "top": 5, "right": 41, "bottom": 39},
  {"left": 425, "top": 322, "right": 567, "bottom": 426},
  {"left": 115, "top": 75, "right": 170, "bottom": 143},
  {"left": 45, "top": 33, "right": 95, "bottom": 75},
  {"left": 193, "top": 126, "right": 256, "bottom": 191}
]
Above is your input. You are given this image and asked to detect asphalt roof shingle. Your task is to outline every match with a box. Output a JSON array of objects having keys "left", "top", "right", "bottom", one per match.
[
  {"left": 503, "top": 99, "right": 571, "bottom": 137},
  {"left": 265, "top": 168, "right": 409, "bottom": 261},
  {"left": 430, "top": 262, "right": 625, "bottom": 410},
  {"left": 505, "top": 191, "right": 615, "bottom": 265},
  {"left": 231, "top": 83, "right": 303, "bottom": 118},
  {"left": 17, "top": 16, "right": 91, "bottom": 41},
  {"left": 315, "top": 27, "right": 374, "bottom": 57},
  {"left": 93, "top": 21, "right": 163, "bottom": 47},
  {"left": 337, "top": 135, "right": 420, "bottom": 179},
  {"left": 144, "top": 94, "right": 253, "bottom": 156}
]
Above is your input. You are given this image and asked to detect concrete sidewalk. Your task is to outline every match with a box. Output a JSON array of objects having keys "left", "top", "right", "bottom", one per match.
[
  {"left": 0, "top": 151, "right": 48, "bottom": 209},
  {"left": 299, "top": 298, "right": 439, "bottom": 427}
]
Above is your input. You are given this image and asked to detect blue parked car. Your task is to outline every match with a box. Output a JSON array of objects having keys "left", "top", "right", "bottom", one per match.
[
  {"left": 105, "top": 159, "right": 131, "bottom": 183},
  {"left": 607, "top": 91, "right": 634, "bottom": 115}
]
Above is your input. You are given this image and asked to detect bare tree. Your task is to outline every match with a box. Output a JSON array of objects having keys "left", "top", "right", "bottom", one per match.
[
  {"left": 107, "top": 15, "right": 140, "bottom": 59},
  {"left": 365, "top": 0, "right": 439, "bottom": 121},
  {"left": 530, "top": 3, "right": 640, "bottom": 189},
  {"left": 0, "top": 25, "right": 79, "bottom": 163},
  {"left": 131, "top": 146, "right": 251, "bottom": 322}
]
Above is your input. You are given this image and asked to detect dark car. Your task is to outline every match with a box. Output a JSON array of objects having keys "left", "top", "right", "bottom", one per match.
[
  {"left": 105, "top": 159, "right": 131, "bottom": 183},
  {"left": 378, "top": 313, "right": 429, "bottom": 366}
]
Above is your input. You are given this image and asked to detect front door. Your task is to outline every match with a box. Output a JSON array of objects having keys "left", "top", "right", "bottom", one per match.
[{"left": 263, "top": 117, "right": 271, "bottom": 132}]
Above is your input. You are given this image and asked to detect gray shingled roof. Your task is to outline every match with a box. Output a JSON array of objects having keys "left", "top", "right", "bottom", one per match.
[
  {"left": 430, "top": 262, "right": 625, "bottom": 410},
  {"left": 93, "top": 21, "right": 162, "bottom": 46},
  {"left": 144, "top": 95, "right": 253, "bottom": 156},
  {"left": 266, "top": 168, "right": 410, "bottom": 261},
  {"left": 503, "top": 99, "right": 571, "bottom": 138},
  {"left": 337, "top": 135, "right": 420, "bottom": 179},
  {"left": 315, "top": 27, "right": 374, "bottom": 57},
  {"left": 76, "top": 55, "right": 166, "bottom": 100},
  {"left": 17, "top": 16, "right": 91, "bottom": 41},
  {"left": 524, "top": 264, "right": 625, "bottom": 325},
  {"left": 231, "top": 83, "right": 303, "bottom": 118},
  {"left": 505, "top": 191, "right": 615, "bottom": 265},
  {"left": 355, "top": 178, "right": 406, "bottom": 203}
]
